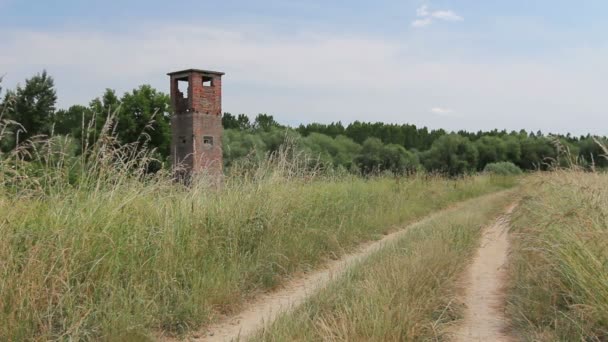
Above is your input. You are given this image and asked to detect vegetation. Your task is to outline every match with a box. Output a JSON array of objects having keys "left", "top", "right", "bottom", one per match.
[
  {"left": 3, "top": 70, "right": 607, "bottom": 341},
  {"left": 508, "top": 170, "right": 608, "bottom": 341},
  {"left": 2, "top": 71, "right": 57, "bottom": 147},
  {"left": 250, "top": 191, "right": 516, "bottom": 341},
  {"left": 3, "top": 71, "right": 607, "bottom": 176},
  {"left": 0, "top": 90, "right": 517, "bottom": 340},
  {"left": 483, "top": 161, "right": 523, "bottom": 175},
  {"left": 0, "top": 162, "right": 514, "bottom": 339}
]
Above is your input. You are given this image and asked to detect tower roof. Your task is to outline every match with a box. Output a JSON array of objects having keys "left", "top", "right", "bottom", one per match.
[{"left": 167, "top": 69, "right": 225, "bottom": 77}]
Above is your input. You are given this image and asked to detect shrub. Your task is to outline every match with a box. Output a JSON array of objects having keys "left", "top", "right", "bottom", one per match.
[{"left": 483, "top": 161, "right": 523, "bottom": 175}]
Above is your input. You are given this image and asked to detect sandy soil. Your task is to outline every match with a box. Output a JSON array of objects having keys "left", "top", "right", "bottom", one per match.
[{"left": 451, "top": 203, "right": 517, "bottom": 342}]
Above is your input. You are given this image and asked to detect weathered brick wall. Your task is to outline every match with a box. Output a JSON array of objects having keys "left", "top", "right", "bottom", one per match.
[
  {"left": 169, "top": 77, "right": 188, "bottom": 114},
  {"left": 190, "top": 73, "right": 222, "bottom": 116},
  {"left": 169, "top": 69, "right": 224, "bottom": 178},
  {"left": 192, "top": 113, "right": 223, "bottom": 175},
  {"left": 170, "top": 113, "right": 194, "bottom": 169}
]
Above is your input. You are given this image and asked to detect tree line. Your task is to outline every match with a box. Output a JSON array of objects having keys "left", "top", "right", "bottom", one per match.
[{"left": 2, "top": 71, "right": 606, "bottom": 175}]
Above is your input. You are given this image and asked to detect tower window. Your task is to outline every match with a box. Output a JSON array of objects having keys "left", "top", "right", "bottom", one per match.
[
  {"left": 203, "top": 136, "right": 214, "bottom": 147},
  {"left": 202, "top": 76, "right": 213, "bottom": 87},
  {"left": 177, "top": 80, "right": 189, "bottom": 98}
]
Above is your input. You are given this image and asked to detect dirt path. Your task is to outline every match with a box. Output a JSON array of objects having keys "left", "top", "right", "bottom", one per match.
[
  {"left": 161, "top": 193, "right": 509, "bottom": 342},
  {"left": 180, "top": 224, "right": 419, "bottom": 342},
  {"left": 451, "top": 203, "right": 517, "bottom": 342}
]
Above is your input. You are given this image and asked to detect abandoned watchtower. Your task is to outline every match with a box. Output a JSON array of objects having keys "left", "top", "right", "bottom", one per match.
[{"left": 168, "top": 68, "right": 224, "bottom": 178}]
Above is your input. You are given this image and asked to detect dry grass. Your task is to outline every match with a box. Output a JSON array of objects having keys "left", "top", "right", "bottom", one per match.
[
  {"left": 0, "top": 144, "right": 516, "bottom": 340},
  {"left": 248, "top": 190, "right": 516, "bottom": 342},
  {"left": 0, "top": 98, "right": 517, "bottom": 340},
  {"left": 507, "top": 171, "right": 608, "bottom": 341}
]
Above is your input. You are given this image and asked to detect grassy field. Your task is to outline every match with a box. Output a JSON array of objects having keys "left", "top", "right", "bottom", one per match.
[
  {"left": 249, "top": 190, "right": 516, "bottom": 341},
  {"left": 0, "top": 140, "right": 517, "bottom": 341},
  {"left": 508, "top": 171, "right": 608, "bottom": 341}
]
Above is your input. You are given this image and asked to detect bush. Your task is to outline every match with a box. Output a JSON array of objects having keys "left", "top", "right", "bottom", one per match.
[{"left": 483, "top": 161, "right": 523, "bottom": 175}]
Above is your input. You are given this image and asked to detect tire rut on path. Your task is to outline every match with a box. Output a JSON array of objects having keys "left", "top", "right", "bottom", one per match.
[
  {"left": 451, "top": 203, "right": 518, "bottom": 342},
  {"left": 161, "top": 192, "right": 510, "bottom": 342},
  {"left": 174, "top": 221, "right": 416, "bottom": 342}
]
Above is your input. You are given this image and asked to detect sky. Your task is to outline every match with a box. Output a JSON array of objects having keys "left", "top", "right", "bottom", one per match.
[{"left": 1, "top": 0, "right": 607, "bottom": 135}]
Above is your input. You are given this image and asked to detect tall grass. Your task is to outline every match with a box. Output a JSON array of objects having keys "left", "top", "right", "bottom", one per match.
[
  {"left": 0, "top": 170, "right": 514, "bottom": 340},
  {"left": 250, "top": 190, "right": 516, "bottom": 341},
  {"left": 0, "top": 105, "right": 516, "bottom": 340},
  {"left": 508, "top": 171, "right": 608, "bottom": 341}
]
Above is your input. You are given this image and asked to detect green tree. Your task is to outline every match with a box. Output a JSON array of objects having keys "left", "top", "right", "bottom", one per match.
[
  {"left": 301, "top": 132, "right": 338, "bottom": 166},
  {"left": 53, "top": 105, "right": 89, "bottom": 136},
  {"left": 422, "top": 134, "right": 478, "bottom": 176},
  {"left": 236, "top": 114, "right": 251, "bottom": 130},
  {"left": 382, "top": 143, "right": 419, "bottom": 173},
  {"left": 72, "top": 89, "right": 122, "bottom": 153},
  {"left": 222, "top": 113, "right": 240, "bottom": 129},
  {"left": 301, "top": 133, "right": 362, "bottom": 169},
  {"left": 355, "top": 137, "right": 384, "bottom": 174},
  {"left": 223, "top": 113, "right": 252, "bottom": 131},
  {"left": 578, "top": 136, "right": 608, "bottom": 169},
  {"left": 345, "top": 121, "right": 368, "bottom": 144},
  {"left": 253, "top": 113, "right": 280, "bottom": 131},
  {"left": 503, "top": 135, "right": 521, "bottom": 165},
  {"left": 518, "top": 137, "right": 556, "bottom": 170},
  {"left": 5, "top": 70, "right": 57, "bottom": 143},
  {"left": 475, "top": 136, "right": 507, "bottom": 170},
  {"left": 116, "top": 85, "right": 171, "bottom": 157},
  {"left": 554, "top": 137, "right": 580, "bottom": 168},
  {"left": 258, "top": 127, "right": 300, "bottom": 153},
  {"left": 332, "top": 135, "right": 362, "bottom": 168},
  {"left": 355, "top": 137, "right": 419, "bottom": 174},
  {"left": 223, "top": 129, "right": 267, "bottom": 166},
  {"left": 89, "top": 88, "right": 121, "bottom": 118}
]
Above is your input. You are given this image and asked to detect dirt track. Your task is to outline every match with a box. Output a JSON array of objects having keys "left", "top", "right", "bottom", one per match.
[
  {"left": 184, "top": 219, "right": 419, "bottom": 342},
  {"left": 451, "top": 203, "right": 517, "bottom": 342},
  {"left": 160, "top": 194, "right": 514, "bottom": 342}
]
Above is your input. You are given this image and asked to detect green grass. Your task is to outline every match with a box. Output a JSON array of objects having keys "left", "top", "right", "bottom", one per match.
[
  {"left": 507, "top": 171, "right": 608, "bottom": 341},
  {"left": 0, "top": 162, "right": 516, "bottom": 341},
  {"left": 0, "top": 125, "right": 517, "bottom": 340},
  {"left": 249, "top": 190, "right": 516, "bottom": 342}
]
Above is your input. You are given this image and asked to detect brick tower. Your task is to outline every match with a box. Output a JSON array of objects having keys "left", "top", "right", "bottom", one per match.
[{"left": 168, "top": 69, "right": 224, "bottom": 178}]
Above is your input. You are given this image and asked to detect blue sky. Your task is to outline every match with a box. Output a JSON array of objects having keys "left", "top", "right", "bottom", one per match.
[{"left": 1, "top": 0, "right": 607, "bottom": 135}]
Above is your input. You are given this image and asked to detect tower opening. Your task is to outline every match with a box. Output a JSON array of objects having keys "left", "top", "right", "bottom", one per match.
[
  {"left": 177, "top": 79, "right": 189, "bottom": 99},
  {"left": 202, "top": 76, "right": 213, "bottom": 87},
  {"left": 203, "top": 136, "right": 214, "bottom": 147}
]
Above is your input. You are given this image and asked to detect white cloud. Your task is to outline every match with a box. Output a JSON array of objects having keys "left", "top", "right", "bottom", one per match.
[
  {"left": 412, "top": 5, "right": 463, "bottom": 28},
  {"left": 431, "top": 10, "right": 463, "bottom": 22},
  {"left": 411, "top": 18, "right": 432, "bottom": 28},
  {"left": 416, "top": 5, "right": 429, "bottom": 17},
  {"left": 430, "top": 107, "right": 454, "bottom": 115}
]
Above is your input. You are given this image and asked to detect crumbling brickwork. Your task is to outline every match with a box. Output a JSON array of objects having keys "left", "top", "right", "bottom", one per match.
[{"left": 168, "top": 69, "right": 224, "bottom": 178}]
